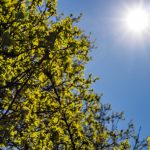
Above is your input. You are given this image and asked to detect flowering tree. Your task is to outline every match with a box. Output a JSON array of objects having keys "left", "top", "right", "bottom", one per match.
[{"left": 0, "top": 0, "right": 147, "bottom": 149}]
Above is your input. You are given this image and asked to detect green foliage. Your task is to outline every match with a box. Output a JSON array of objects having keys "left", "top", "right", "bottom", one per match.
[
  {"left": 147, "top": 137, "right": 150, "bottom": 150},
  {"left": 0, "top": 0, "right": 147, "bottom": 149}
]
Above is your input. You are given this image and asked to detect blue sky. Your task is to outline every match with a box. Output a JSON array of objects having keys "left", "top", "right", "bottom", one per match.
[{"left": 58, "top": 0, "right": 150, "bottom": 138}]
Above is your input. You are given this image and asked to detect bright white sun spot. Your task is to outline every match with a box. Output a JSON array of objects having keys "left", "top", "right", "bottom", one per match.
[{"left": 125, "top": 7, "right": 150, "bottom": 33}]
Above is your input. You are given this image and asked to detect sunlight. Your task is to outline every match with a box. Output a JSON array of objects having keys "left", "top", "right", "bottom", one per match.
[{"left": 124, "top": 7, "right": 150, "bottom": 34}]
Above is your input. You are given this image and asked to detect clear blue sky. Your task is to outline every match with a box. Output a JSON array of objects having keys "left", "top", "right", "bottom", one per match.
[{"left": 58, "top": 0, "right": 150, "bottom": 138}]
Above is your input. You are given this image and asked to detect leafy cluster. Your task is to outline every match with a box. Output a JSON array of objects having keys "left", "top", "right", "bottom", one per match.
[{"left": 0, "top": 0, "right": 147, "bottom": 149}]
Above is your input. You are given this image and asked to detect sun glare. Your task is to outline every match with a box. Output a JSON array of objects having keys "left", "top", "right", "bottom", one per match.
[{"left": 125, "top": 7, "right": 149, "bottom": 33}]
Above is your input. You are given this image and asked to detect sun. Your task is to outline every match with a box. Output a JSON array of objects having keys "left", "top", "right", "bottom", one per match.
[{"left": 124, "top": 7, "right": 149, "bottom": 33}]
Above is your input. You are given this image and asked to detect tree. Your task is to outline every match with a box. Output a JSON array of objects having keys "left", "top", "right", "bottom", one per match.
[{"left": 0, "top": 0, "right": 147, "bottom": 149}]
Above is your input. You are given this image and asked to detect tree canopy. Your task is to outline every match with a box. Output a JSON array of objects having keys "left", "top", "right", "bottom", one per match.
[{"left": 0, "top": 0, "right": 148, "bottom": 149}]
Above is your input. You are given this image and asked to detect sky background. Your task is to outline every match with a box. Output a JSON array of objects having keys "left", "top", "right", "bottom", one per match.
[{"left": 58, "top": 0, "right": 150, "bottom": 139}]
